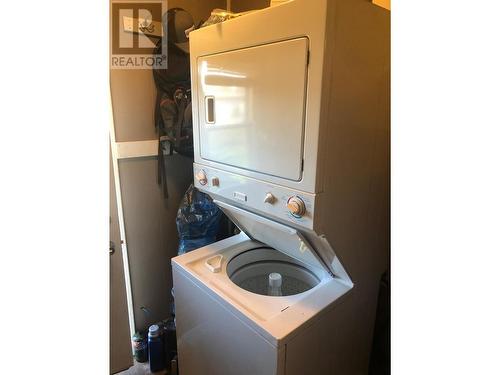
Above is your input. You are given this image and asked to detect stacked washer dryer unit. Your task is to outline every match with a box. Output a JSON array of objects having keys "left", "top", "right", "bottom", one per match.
[{"left": 172, "top": 0, "right": 389, "bottom": 374}]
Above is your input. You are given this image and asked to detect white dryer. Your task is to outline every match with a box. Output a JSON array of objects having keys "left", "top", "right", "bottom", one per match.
[{"left": 172, "top": 0, "right": 389, "bottom": 374}]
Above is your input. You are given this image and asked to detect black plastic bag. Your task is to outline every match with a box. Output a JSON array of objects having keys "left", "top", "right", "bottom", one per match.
[{"left": 176, "top": 184, "right": 223, "bottom": 255}]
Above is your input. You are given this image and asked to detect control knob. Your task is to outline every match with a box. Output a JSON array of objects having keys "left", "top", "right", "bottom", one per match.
[
  {"left": 195, "top": 170, "right": 207, "bottom": 185},
  {"left": 264, "top": 193, "right": 276, "bottom": 204},
  {"left": 287, "top": 196, "right": 306, "bottom": 217}
]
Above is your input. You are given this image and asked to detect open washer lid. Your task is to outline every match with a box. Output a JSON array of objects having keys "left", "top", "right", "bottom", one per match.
[{"left": 214, "top": 200, "right": 336, "bottom": 276}]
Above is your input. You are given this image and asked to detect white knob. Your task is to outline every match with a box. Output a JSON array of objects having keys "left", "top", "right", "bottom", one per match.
[
  {"left": 195, "top": 170, "right": 207, "bottom": 185},
  {"left": 264, "top": 193, "right": 275, "bottom": 204},
  {"left": 287, "top": 196, "right": 306, "bottom": 217}
]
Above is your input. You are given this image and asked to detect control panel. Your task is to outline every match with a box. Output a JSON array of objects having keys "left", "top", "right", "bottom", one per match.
[{"left": 193, "top": 163, "right": 316, "bottom": 230}]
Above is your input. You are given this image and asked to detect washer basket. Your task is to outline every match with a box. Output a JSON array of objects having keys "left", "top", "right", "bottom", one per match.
[{"left": 226, "top": 247, "right": 320, "bottom": 296}]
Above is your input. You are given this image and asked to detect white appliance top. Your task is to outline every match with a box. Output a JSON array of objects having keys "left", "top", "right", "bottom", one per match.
[{"left": 172, "top": 233, "right": 352, "bottom": 346}]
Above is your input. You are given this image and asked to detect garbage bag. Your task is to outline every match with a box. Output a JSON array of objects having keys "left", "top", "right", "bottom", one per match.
[{"left": 176, "top": 184, "right": 223, "bottom": 255}]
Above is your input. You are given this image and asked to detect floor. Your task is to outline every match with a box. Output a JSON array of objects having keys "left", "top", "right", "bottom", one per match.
[{"left": 117, "top": 361, "right": 169, "bottom": 375}]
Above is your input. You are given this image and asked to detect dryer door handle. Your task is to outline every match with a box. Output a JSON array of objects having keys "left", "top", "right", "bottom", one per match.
[{"left": 205, "top": 96, "right": 215, "bottom": 124}]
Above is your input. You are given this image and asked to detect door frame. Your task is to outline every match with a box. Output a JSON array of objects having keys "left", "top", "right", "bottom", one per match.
[{"left": 109, "top": 96, "right": 136, "bottom": 339}]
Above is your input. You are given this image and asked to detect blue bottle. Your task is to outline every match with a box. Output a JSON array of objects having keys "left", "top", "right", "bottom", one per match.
[{"left": 148, "top": 324, "right": 166, "bottom": 372}]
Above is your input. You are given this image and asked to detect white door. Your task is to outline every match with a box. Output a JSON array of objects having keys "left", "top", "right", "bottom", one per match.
[{"left": 197, "top": 37, "right": 309, "bottom": 181}]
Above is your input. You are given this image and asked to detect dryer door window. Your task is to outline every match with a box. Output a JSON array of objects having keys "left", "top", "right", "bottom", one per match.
[{"left": 197, "top": 37, "right": 309, "bottom": 181}]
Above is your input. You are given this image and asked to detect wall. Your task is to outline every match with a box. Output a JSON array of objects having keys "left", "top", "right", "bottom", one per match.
[
  {"left": 110, "top": 0, "right": 226, "bottom": 333},
  {"left": 110, "top": 70, "right": 157, "bottom": 142},
  {"left": 373, "top": 0, "right": 390, "bottom": 11},
  {"left": 230, "top": 0, "right": 269, "bottom": 13},
  {"left": 169, "top": 0, "right": 226, "bottom": 24}
]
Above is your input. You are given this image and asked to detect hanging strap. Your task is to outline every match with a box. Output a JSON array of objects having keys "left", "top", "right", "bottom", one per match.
[
  {"left": 173, "top": 88, "right": 187, "bottom": 149},
  {"left": 157, "top": 138, "right": 169, "bottom": 198}
]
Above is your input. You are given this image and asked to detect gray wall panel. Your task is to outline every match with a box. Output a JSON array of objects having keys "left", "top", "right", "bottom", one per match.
[{"left": 118, "top": 155, "right": 193, "bottom": 331}]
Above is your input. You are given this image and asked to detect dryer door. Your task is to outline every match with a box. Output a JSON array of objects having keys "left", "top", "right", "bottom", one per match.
[
  {"left": 214, "top": 200, "right": 334, "bottom": 276},
  {"left": 196, "top": 37, "right": 308, "bottom": 181}
]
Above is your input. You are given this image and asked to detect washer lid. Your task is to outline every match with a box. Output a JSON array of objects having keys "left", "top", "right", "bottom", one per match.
[{"left": 214, "top": 200, "right": 334, "bottom": 275}]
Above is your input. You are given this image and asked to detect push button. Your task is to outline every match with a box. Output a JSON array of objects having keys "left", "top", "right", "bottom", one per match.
[{"left": 234, "top": 192, "right": 247, "bottom": 202}]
